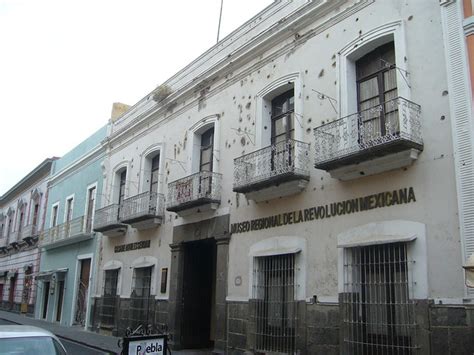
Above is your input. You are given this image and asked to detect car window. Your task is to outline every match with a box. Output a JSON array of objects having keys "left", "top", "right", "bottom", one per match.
[
  {"left": 0, "top": 336, "right": 63, "bottom": 355},
  {"left": 53, "top": 338, "right": 67, "bottom": 355}
]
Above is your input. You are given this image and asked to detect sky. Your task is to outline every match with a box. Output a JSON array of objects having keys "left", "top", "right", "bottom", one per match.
[{"left": 0, "top": 0, "right": 273, "bottom": 195}]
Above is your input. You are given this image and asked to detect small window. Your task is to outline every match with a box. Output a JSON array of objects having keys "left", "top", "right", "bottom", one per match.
[
  {"left": 85, "top": 186, "right": 96, "bottom": 232},
  {"left": 252, "top": 253, "right": 297, "bottom": 353},
  {"left": 65, "top": 198, "right": 73, "bottom": 223},
  {"left": 342, "top": 242, "right": 416, "bottom": 353},
  {"left": 132, "top": 266, "right": 152, "bottom": 298},
  {"left": 160, "top": 268, "right": 168, "bottom": 294},
  {"left": 200, "top": 128, "right": 214, "bottom": 172},
  {"left": 51, "top": 205, "right": 59, "bottom": 227},
  {"left": 118, "top": 170, "right": 127, "bottom": 204},
  {"left": 271, "top": 89, "right": 294, "bottom": 145},
  {"left": 101, "top": 269, "right": 119, "bottom": 327},
  {"left": 356, "top": 42, "right": 398, "bottom": 143},
  {"left": 32, "top": 203, "right": 40, "bottom": 228},
  {"left": 150, "top": 155, "right": 160, "bottom": 194}
]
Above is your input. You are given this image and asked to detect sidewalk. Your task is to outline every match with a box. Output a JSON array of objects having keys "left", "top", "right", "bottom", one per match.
[
  {"left": 0, "top": 310, "right": 120, "bottom": 354},
  {"left": 0, "top": 310, "right": 215, "bottom": 354}
]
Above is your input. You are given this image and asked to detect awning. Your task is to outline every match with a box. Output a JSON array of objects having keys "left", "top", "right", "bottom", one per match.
[
  {"left": 103, "top": 260, "right": 122, "bottom": 271},
  {"left": 35, "top": 271, "right": 53, "bottom": 281},
  {"left": 337, "top": 234, "right": 417, "bottom": 248},
  {"left": 252, "top": 247, "right": 302, "bottom": 257},
  {"left": 7, "top": 270, "right": 18, "bottom": 279},
  {"left": 35, "top": 268, "right": 68, "bottom": 281}
]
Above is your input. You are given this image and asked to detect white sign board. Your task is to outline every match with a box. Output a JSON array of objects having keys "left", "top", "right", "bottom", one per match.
[{"left": 128, "top": 337, "right": 165, "bottom": 355}]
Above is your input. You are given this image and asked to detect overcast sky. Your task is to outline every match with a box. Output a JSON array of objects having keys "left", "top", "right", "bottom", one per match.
[{"left": 0, "top": 0, "right": 272, "bottom": 195}]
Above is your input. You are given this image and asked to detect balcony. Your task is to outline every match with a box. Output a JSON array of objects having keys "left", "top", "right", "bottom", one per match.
[
  {"left": 41, "top": 216, "right": 93, "bottom": 250},
  {"left": 20, "top": 224, "right": 39, "bottom": 243},
  {"left": 314, "top": 97, "right": 423, "bottom": 180},
  {"left": 93, "top": 204, "right": 127, "bottom": 237},
  {"left": 166, "top": 171, "right": 222, "bottom": 216},
  {"left": 120, "top": 191, "right": 165, "bottom": 230},
  {"left": 233, "top": 139, "right": 310, "bottom": 201}
]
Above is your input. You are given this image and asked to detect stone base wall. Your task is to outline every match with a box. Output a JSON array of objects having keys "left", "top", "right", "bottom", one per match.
[
  {"left": 90, "top": 297, "right": 170, "bottom": 337},
  {"left": 227, "top": 299, "right": 474, "bottom": 355},
  {"left": 429, "top": 305, "right": 474, "bottom": 355},
  {"left": 227, "top": 301, "right": 249, "bottom": 354},
  {"left": 0, "top": 301, "right": 32, "bottom": 316}
]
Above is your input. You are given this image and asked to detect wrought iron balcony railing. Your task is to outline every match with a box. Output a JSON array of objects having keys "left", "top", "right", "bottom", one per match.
[
  {"left": 94, "top": 204, "right": 123, "bottom": 232},
  {"left": 7, "top": 231, "right": 20, "bottom": 245},
  {"left": 233, "top": 138, "right": 310, "bottom": 193},
  {"left": 20, "top": 224, "right": 39, "bottom": 240},
  {"left": 41, "top": 216, "right": 91, "bottom": 247},
  {"left": 120, "top": 191, "right": 164, "bottom": 223},
  {"left": 167, "top": 171, "right": 222, "bottom": 212},
  {"left": 314, "top": 97, "right": 423, "bottom": 170}
]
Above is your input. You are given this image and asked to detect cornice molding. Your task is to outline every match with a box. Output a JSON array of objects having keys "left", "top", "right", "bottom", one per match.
[
  {"left": 106, "top": 0, "right": 374, "bottom": 154},
  {"left": 48, "top": 144, "right": 105, "bottom": 187}
]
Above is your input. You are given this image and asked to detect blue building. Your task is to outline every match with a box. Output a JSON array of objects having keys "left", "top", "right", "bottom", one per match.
[{"left": 35, "top": 126, "right": 106, "bottom": 328}]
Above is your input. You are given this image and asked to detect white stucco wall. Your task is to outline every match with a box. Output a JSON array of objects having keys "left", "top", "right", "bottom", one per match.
[{"left": 98, "top": 0, "right": 464, "bottom": 303}]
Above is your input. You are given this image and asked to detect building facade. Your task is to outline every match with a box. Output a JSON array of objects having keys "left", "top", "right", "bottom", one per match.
[
  {"left": 35, "top": 126, "right": 106, "bottom": 328},
  {"left": 0, "top": 158, "right": 55, "bottom": 315},
  {"left": 86, "top": 0, "right": 474, "bottom": 354}
]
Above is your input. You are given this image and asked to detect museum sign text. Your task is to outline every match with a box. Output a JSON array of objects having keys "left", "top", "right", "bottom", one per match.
[{"left": 231, "top": 187, "right": 416, "bottom": 234}]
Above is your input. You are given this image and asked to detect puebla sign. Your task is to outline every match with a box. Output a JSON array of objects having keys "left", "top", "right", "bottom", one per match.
[{"left": 231, "top": 187, "right": 416, "bottom": 234}]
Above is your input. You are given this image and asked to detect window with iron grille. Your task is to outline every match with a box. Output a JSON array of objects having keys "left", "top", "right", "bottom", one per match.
[
  {"left": 342, "top": 242, "right": 417, "bottom": 354},
  {"left": 130, "top": 266, "right": 154, "bottom": 328},
  {"left": 252, "top": 253, "right": 297, "bottom": 354},
  {"left": 101, "top": 269, "right": 119, "bottom": 326}
]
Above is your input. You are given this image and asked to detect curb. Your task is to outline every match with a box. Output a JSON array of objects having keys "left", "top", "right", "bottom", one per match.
[{"left": 0, "top": 317, "right": 118, "bottom": 354}]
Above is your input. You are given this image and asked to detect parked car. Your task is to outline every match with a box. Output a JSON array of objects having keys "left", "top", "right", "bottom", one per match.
[{"left": 0, "top": 325, "right": 67, "bottom": 354}]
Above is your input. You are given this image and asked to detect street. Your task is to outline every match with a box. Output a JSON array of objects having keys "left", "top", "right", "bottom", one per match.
[{"left": 0, "top": 318, "right": 110, "bottom": 355}]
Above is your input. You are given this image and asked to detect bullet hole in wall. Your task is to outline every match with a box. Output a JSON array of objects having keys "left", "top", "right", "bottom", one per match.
[
  {"left": 442, "top": 90, "right": 449, "bottom": 96},
  {"left": 305, "top": 69, "right": 308, "bottom": 74},
  {"left": 306, "top": 128, "right": 311, "bottom": 134},
  {"left": 267, "top": 74, "right": 270, "bottom": 79},
  {"left": 332, "top": 62, "right": 336, "bottom": 68},
  {"left": 246, "top": 102, "right": 251, "bottom": 110},
  {"left": 332, "top": 54, "right": 336, "bottom": 60},
  {"left": 441, "top": 115, "right": 446, "bottom": 121},
  {"left": 308, "top": 118, "right": 312, "bottom": 124},
  {"left": 318, "top": 69, "right": 324, "bottom": 78},
  {"left": 355, "top": 17, "right": 359, "bottom": 22},
  {"left": 408, "top": 15, "right": 413, "bottom": 21},
  {"left": 264, "top": 125, "right": 267, "bottom": 130}
]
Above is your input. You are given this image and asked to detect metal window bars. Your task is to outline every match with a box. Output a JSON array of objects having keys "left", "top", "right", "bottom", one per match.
[
  {"left": 129, "top": 267, "right": 154, "bottom": 330},
  {"left": 252, "top": 253, "right": 297, "bottom": 354},
  {"left": 342, "top": 242, "right": 417, "bottom": 355},
  {"left": 100, "top": 269, "right": 119, "bottom": 327}
]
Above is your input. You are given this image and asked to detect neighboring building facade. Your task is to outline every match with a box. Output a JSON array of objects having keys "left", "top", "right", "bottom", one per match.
[
  {"left": 35, "top": 126, "right": 106, "bottom": 328},
  {"left": 87, "top": 0, "right": 474, "bottom": 354},
  {"left": 0, "top": 158, "right": 55, "bottom": 315}
]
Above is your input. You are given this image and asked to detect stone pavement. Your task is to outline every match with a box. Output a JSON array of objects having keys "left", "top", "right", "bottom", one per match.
[
  {"left": 0, "top": 310, "right": 215, "bottom": 354},
  {"left": 0, "top": 310, "right": 120, "bottom": 354}
]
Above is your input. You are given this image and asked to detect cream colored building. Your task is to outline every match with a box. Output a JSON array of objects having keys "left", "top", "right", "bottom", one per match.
[{"left": 92, "top": 1, "right": 474, "bottom": 354}]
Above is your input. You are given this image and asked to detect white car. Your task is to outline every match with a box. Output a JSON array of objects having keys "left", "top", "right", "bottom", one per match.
[{"left": 0, "top": 325, "right": 67, "bottom": 355}]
